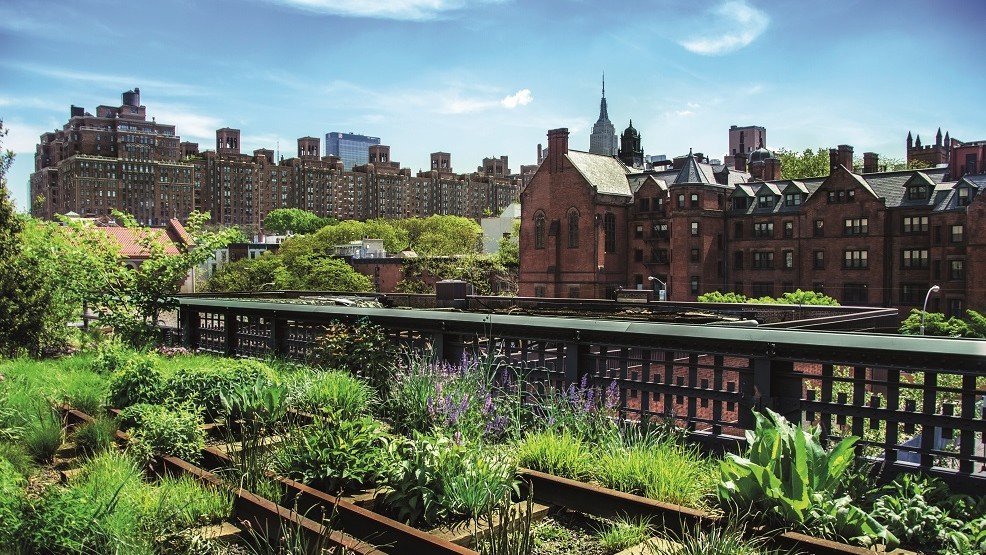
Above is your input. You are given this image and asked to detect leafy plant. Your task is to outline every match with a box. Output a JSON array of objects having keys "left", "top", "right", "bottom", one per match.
[
  {"left": 276, "top": 414, "right": 388, "bottom": 493},
  {"left": 90, "top": 340, "right": 137, "bottom": 374},
  {"left": 164, "top": 358, "right": 277, "bottom": 417},
  {"left": 73, "top": 417, "right": 118, "bottom": 458},
  {"left": 119, "top": 403, "right": 205, "bottom": 463},
  {"left": 310, "top": 319, "right": 395, "bottom": 394},
  {"left": 718, "top": 408, "right": 895, "bottom": 548},
  {"left": 287, "top": 370, "right": 375, "bottom": 419},
  {"left": 869, "top": 474, "right": 968, "bottom": 551},
  {"left": 515, "top": 430, "right": 593, "bottom": 481},
  {"left": 597, "top": 516, "right": 653, "bottom": 553},
  {"left": 107, "top": 354, "right": 164, "bottom": 408}
]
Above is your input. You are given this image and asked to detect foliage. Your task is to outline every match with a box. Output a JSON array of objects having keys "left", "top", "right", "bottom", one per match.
[
  {"left": 515, "top": 430, "right": 594, "bottom": 481},
  {"left": 596, "top": 435, "right": 713, "bottom": 507},
  {"left": 493, "top": 220, "right": 521, "bottom": 269},
  {"left": 90, "top": 339, "right": 137, "bottom": 374},
  {"left": 0, "top": 121, "right": 53, "bottom": 357},
  {"left": 473, "top": 488, "right": 534, "bottom": 555},
  {"left": 24, "top": 409, "right": 63, "bottom": 464},
  {"left": 276, "top": 414, "right": 388, "bottom": 493},
  {"left": 73, "top": 417, "right": 118, "bottom": 458},
  {"left": 869, "top": 474, "right": 975, "bottom": 552},
  {"left": 286, "top": 370, "right": 375, "bottom": 419},
  {"left": 205, "top": 251, "right": 293, "bottom": 292},
  {"left": 648, "top": 520, "right": 786, "bottom": 555},
  {"left": 0, "top": 458, "right": 25, "bottom": 547},
  {"left": 310, "top": 320, "right": 395, "bottom": 394},
  {"left": 0, "top": 442, "right": 33, "bottom": 477},
  {"left": 395, "top": 254, "right": 515, "bottom": 295},
  {"left": 107, "top": 354, "right": 164, "bottom": 408},
  {"left": 163, "top": 358, "right": 278, "bottom": 418},
  {"left": 597, "top": 516, "right": 653, "bottom": 553},
  {"left": 220, "top": 376, "right": 289, "bottom": 491},
  {"left": 263, "top": 208, "right": 335, "bottom": 235},
  {"left": 698, "top": 289, "right": 839, "bottom": 306},
  {"left": 534, "top": 374, "right": 620, "bottom": 441},
  {"left": 718, "top": 408, "right": 895, "bottom": 548},
  {"left": 899, "top": 308, "right": 986, "bottom": 338},
  {"left": 118, "top": 403, "right": 205, "bottom": 463},
  {"left": 777, "top": 147, "right": 830, "bottom": 180}
]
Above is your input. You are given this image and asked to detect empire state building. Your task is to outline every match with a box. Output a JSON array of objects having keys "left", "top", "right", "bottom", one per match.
[{"left": 589, "top": 74, "right": 617, "bottom": 156}]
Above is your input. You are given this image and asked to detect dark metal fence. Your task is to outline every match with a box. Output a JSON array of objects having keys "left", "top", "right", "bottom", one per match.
[{"left": 177, "top": 298, "right": 986, "bottom": 491}]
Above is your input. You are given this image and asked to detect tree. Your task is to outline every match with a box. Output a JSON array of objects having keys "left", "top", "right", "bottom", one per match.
[
  {"left": 295, "top": 257, "right": 373, "bottom": 292},
  {"left": 899, "top": 309, "right": 986, "bottom": 338},
  {"left": 0, "top": 122, "right": 53, "bottom": 356},
  {"left": 494, "top": 220, "right": 520, "bottom": 268},
  {"left": 776, "top": 289, "right": 840, "bottom": 306},
  {"left": 205, "top": 252, "right": 291, "bottom": 292},
  {"left": 697, "top": 291, "right": 749, "bottom": 303},
  {"left": 394, "top": 215, "right": 481, "bottom": 256},
  {"left": 778, "top": 148, "right": 830, "bottom": 180},
  {"left": 262, "top": 208, "right": 334, "bottom": 235}
]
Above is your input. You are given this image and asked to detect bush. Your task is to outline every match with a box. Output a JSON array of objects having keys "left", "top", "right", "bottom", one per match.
[
  {"left": 310, "top": 320, "right": 395, "bottom": 394},
  {"left": 164, "top": 358, "right": 277, "bottom": 417},
  {"left": 0, "top": 458, "right": 25, "bottom": 546},
  {"left": 73, "top": 417, "right": 118, "bottom": 458},
  {"left": 24, "top": 411, "right": 63, "bottom": 464},
  {"left": 119, "top": 404, "right": 204, "bottom": 463},
  {"left": 515, "top": 430, "right": 593, "bottom": 481},
  {"left": 107, "top": 355, "right": 163, "bottom": 408},
  {"left": 276, "top": 414, "right": 388, "bottom": 493},
  {"left": 287, "top": 370, "right": 375, "bottom": 419},
  {"left": 90, "top": 340, "right": 137, "bottom": 374}
]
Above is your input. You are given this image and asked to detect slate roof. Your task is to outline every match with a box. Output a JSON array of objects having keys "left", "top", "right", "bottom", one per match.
[
  {"left": 673, "top": 154, "right": 721, "bottom": 186},
  {"left": 566, "top": 149, "right": 632, "bottom": 197},
  {"left": 859, "top": 167, "right": 948, "bottom": 207}
]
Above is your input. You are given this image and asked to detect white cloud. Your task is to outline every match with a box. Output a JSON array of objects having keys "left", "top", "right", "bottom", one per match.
[
  {"left": 262, "top": 0, "right": 499, "bottom": 21},
  {"left": 675, "top": 110, "right": 695, "bottom": 117},
  {"left": 678, "top": 1, "right": 769, "bottom": 56},
  {"left": 2, "top": 63, "right": 206, "bottom": 97},
  {"left": 3, "top": 120, "right": 49, "bottom": 153},
  {"left": 501, "top": 88, "right": 532, "bottom": 109},
  {"left": 150, "top": 104, "right": 224, "bottom": 142}
]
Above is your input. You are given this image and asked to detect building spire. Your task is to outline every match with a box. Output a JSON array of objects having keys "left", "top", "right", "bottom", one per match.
[{"left": 602, "top": 72, "right": 606, "bottom": 98}]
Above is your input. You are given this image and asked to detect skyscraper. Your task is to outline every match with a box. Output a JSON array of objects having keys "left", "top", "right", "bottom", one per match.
[
  {"left": 325, "top": 132, "right": 380, "bottom": 170},
  {"left": 589, "top": 74, "right": 617, "bottom": 156}
]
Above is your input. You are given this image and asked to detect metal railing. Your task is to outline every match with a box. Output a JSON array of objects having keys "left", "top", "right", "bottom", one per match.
[{"left": 176, "top": 297, "right": 986, "bottom": 491}]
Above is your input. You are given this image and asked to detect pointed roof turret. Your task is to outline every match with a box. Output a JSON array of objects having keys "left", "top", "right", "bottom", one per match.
[
  {"left": 598, "top": 73, "right": 609, "bottom": 121},
  {"left": 916, "top": 134, "right": 922, "bottom": 147},
  {"left": 945, "top": 130, "right": 950, "bottom": 145},
  {"left": 936, "top": 127, "right": 943, "bottom": 146},
  {"left": 674, "top": 149, "right": 713, "bottom": 184}
]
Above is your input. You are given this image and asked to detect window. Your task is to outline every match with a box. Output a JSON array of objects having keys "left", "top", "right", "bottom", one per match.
[
  {"left": 901, "top": 249, "right": 929, "bottom": 269},
  {"left": 752, "top": 282, "right": 773, "bottom": 297},
  {"left": 677, "top": 194, "right": 685, "bottom": 208},
  {"left": 813, "top": 250, "right": 825, "bottom": 269},
  {"left": 690, "top": 248, "right": 700, "bottom": 263},
  {"left": 948, "top": 298, "right": 964, "bottom": 318},
  {"left": 690, "top": 276, "right": 700, "bottom": 295},
  {"left": 690, "top": 221, "right": 699, "bottom": 236},
  {"left": 753, "top": 222, "right": 773, "bottom": 238},
  {"left": 902, "top": 216, "right": 929, "bottom": 233},
  {"left": 653, "top": 223, "right": 669, "bottom": 239},
  {"left": 843, "top": 218, "right": 869, "bottom": 236},
  {"left": 813, "top": 282, "right": 825, "bottom": 294},
  {"left": 758, "top": 194, "right": 775, "bottom": 208},
  {"left": 907, "top": 185, "right": 927, "bottom": 200},
  {"left": 950, "top": 260, "right": 965, "bottom": 280},
  {"left": 639, "top": 198, "right": 650, "bottom": 211},
  {"left": 900, "top": 283, "right": 924, "bottom": 304},
  {"left": 534, "top": 212, "right": 545, "bottom": 249},
  {"left": 733, "top": 250, "right": 744, "bottom": 270},
  {"left": 651, "top": 248, "right": 669, "bottom": 263},
  {"left": 784, "top": 192, "right": 802, "bottom": 206},
  {"left": 634, "top": 225, "right": 643, "bottom": 239},
  {"left": 951, "top": 225, "right": 964, "bottom": 243},
  {"left": 783, "top": 221, "right": 793, "bottom": 238},
  {"left": 957, "top": 186, "right": 971, "bottom": 206},
  {"left": 634, "top": 248, "right": 643, "bottom": 262},
  {"left": 843, "top": 283, "right": 868, "bottom": 305},
  {"left": 783, "top": 250, "right": 794, "bottom": 269},
  {"left": 733, "top": 196, "right": 749, "bottom": 210},
  {"left": 734, "top": 221, "right": 743, "bottom": 239},
  {"left": 814, "top": 219, "right": 824, "bottom": 237},
  {"left": 568, "top": 285, "right": 580, "bottom": 298},
  {"left": 753, "top": 251, "right": 774, "bottom": 269},
  {"left": 690, "top": 193, "right": 700, "bottom": 207},
  {"left": 604, "top": 213, "right": 616, "bottom": 253},
  {"left": 567, "top": 210, "right": 580, "bottom": 248},
  {"left": 844, "top": 250, "right": 868, "bottom": 269},
  {"left": 634, "top": 274, "right": 644, "bottom": 288}
]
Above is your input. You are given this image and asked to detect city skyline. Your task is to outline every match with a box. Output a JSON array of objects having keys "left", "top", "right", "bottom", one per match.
[{"left": 3, "top": 0, "right": 986, "bottom": 209}]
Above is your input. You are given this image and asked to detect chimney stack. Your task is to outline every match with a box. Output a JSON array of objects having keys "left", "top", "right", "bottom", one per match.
[
  {"left": 863, "top": 152, "right": 879, "bottom": 173},
  {"left": 547, "top": 128, "right": 569, "bottom": 174},
  {"left": 838, "top": 145, "right": 854, "bottom": 171},
  {"left": 735, "top": 152, "right": 747, "bottom": 172},
  {"left": 765, "top": 157, "right": 782, "bottom": 181}
]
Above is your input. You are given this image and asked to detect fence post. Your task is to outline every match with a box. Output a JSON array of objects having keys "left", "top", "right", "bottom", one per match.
[
  {"left": 224, "top": 309, "right": 238, "bottom": 357},
  {"left": 180, "top": 306, "right": 199, "bottom": 350},
  {"left": 564, "top": 336, "right": 589, "bottom": 385},
  {"left": 436, "top": 331, "right": 463, "bottom": 365},
  {"left": 747, "top": 344, "right": 801, "bottom": 427},
  {"left": 268, "top": 312, "right": 285, "bottom": 358}
]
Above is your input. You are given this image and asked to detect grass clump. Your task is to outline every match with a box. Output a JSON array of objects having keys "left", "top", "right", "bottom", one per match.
[
  {"left": 156, "top": 473, "right": 234, "bottom": 528},
  {"left": 595, "top": 436, "right": 713, "bottom": 508},
  {"left": 24, "top": 410, "right": 63, "bottom": 464},
  {"left": 516, "top": 430, "right": 594, "bottom": 481},
  {"left": 73, "top": 416, "right": 118, "bottom": 458},
  {"left": 648, "top": 522, "right": 784, "bottom": 555},
  {"left": 597, "top": 516, "right": 653, "bottom": 552},
  {"left": 108, "top": 355, "right": 164, "bottom": 408},
  {"left": 0, "top": 442, "right": 33, "bottom": 477},
  {"left": 287, "top": 370, "right": 375, "bottom": 419},
  {"left": 119, "top": 403, "right": 205, "bottom": 463}
]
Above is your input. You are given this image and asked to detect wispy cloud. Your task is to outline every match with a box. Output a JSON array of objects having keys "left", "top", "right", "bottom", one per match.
[
  {"left": 261, "top": 0, "right": 500, "bottom": 21},
  {"left": 150, "top": 104, "right": 224, "bottom": 142},
  {"left": 2, "top": 63, "right": 207, "bottom": 97},
  {"left": 501, "top": 88, "right": 532, "bottom": 109},
  {"left": 0, "top": 96, "right": 64, "bottom": 112},
  {"left": 440, "top": 88, "right": 533, "bottom": 114},
  {"left": 678, "top": 1, "right": 769, "bottom": 56},
  {"left": 2, "top": 120, "right": 50, "bottom": 153}
]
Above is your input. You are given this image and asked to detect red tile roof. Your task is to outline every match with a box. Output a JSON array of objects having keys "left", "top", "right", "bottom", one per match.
[{"left": 96, "top": 219, "right": 191, "bottom": 259}]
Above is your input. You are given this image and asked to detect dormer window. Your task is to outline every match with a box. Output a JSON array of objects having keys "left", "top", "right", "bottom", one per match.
[
  {"left": 957, "top": 186, "right": 971, "bottom": 206},
  {"left": 733, "top": 196, "right": 749, "bottom": 209},
  {"left": 757, "top": 194, "right": 776, "bottom": 208},
  {"left": 784, "top": 192, "right": 802, "bottom": 206},
  {"left": 907, "top": 185, "right": 927, "bottom": 200}
]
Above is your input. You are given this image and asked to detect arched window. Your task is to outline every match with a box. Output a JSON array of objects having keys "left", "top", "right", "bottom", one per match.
[
  {"left": 568, "top": 209, "right": 580, "bottom": 249},
  {"left": 534, "top": 212, "right": 546, "bottom": 249},
  {"left": 604, "top": 213, "right": 616, "bottom": 253}
]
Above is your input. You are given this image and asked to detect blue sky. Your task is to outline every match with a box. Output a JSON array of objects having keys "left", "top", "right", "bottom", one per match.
[{"left": 2, "top": 0, "right": 985, "bottom": 209}]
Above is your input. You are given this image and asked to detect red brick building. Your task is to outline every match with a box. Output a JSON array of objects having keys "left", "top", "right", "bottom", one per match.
[{"left": 520, "top": 128, "right": 986, "bottom": 315}]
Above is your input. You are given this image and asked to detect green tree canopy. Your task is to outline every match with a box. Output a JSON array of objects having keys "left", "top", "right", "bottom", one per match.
[
  {"left": 698, "top": 289, "right": 840, "bottom": 306},
  {"left": 778, "top": 148, "right": 830, "bottom": 180},
  {"left": 205, "top": 252, "right": 292, "bottom": 293},
  {"left": 899, "top": 309, "right": 986, "bottom": 338},
  {"left": 262, "top": 208, "right": 335, "bottom": 235}
]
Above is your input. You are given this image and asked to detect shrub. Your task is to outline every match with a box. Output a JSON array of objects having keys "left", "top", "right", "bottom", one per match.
[
  {"left": 276, "top": 414, "right": 388, "bottom": 493},
  {"left": 287, "top": 370, "right": 375, "bottom": 420},
  {"left": 0, "top": 458, "right": 25, "bottom": 546},
  {"left": 515, "top": 430, "right": 593, "bottom": 481},
  {"left": 24, "top": 411, "right": 63, "bottom": 464},
  {"left": 310, "top": 319, "right": 395, "bottom": 394},
  {"left": 73, "top": 417, "right": 118, "bottom": 458},
  {"left": 870, "top": 474, "right": 966, "bottom": 550},
  {"left": 119, "top": 403, "right": 204, "bottom": 463},
  {"left": 90, "top": 340, "right": 136, "bottom": 374},
  {"left": 596, "top": 438, "right": 713, "bottom": 508},
  {"left": 164, "top": 358, "right": 277, "bottom": 417},
  {"left": 107, "top": 355, "right": 163, "bottom": 408}
]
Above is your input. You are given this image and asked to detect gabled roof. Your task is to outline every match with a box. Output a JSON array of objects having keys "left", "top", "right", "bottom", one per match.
[
  {"left": 673, "top": 154, "right": 719, "bottom": 185},
  {"left": 780, "top": 180, "right": 809, "bottom": 195},
  {"left": 96, "top": 218, "right": 191, "bottom": 259},
  {"left": 628, "top": 172, "right": 670, "bottom": 194},
  {"left": 566, "top": 149, "right": 631, "bottom": 197}
]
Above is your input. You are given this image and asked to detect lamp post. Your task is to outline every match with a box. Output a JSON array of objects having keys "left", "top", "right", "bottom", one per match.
[
  {"left": 920, "top": 284, "right": 940, "bottom": 335},
  {"left": 648, "top": 276, "right": 667, "bottom": 301}
]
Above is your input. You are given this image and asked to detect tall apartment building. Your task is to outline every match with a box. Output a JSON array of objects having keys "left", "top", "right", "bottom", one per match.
[
  {"left": 520, "top": 127, "right": 986, "bottom": 315},
  {"left": 325, "top": 132, "right": 381, "bottom": 170},
  {"left": 30, "top": 90, "right": 521, "bottom": 229},
  {"left": 724, "top": 125, "right": 766, "bottom": 169}
]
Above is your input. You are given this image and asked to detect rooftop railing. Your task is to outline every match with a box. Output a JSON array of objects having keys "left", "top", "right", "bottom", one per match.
[{"left": 176, "top": 297, "right": 986, "bottom": 491}]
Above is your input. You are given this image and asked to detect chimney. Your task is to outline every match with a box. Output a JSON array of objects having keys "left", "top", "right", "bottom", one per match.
[
  {"left": 863, "top": 152, "right": 879, "bottom": 173},
  {"left": 838, "top": 144, "right": 854, "bottom": 171},
  {"left": 735, "top": 152, "right": 747, "bottom": 172},
  {"left": 547, "top": 128, "right": 569, "bottom": 174},
  {"left": 765, "top": 157, "right": 781, "bottom": 180},
  {"left": 537, "top": 143, "right": 543, "bottom": 164}
]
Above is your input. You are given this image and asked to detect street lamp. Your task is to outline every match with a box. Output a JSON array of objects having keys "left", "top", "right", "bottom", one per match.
[
  {"left": 920, "top": 284, "right": 940, "bottom": 335},
  {"left": 648, "top": 276, "right": 667, "bottom": 301}
]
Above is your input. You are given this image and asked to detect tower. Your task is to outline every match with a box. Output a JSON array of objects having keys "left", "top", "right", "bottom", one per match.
[
  {"left": 589, "top": 73, "right": 617, "bottom": 156},
  {"left": 216, "top": 128, "right": 240, "bottom": 155},
  {"left": 618, "top": 119, "right": 643, "bottom": 168}
]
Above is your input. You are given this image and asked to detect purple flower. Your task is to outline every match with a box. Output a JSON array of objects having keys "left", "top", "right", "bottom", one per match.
[
  {"left": 483, "top": 393, "right": 494, "bottom": 416},
  {"left": 605, "top": 380, "right": 620, "bottom": 410}
]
